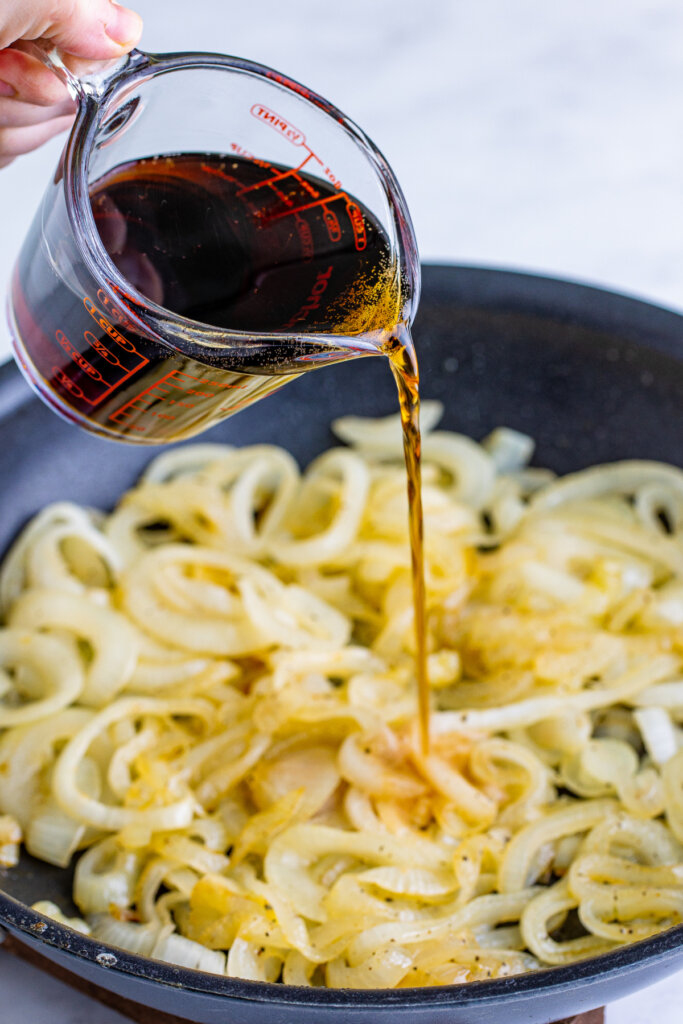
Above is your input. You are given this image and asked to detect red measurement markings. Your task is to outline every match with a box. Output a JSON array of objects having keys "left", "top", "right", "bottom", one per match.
[
  {"left": 282, "top": 266, "right": 334, "bottom": 329},
  {"left": 55, "top": 330, "right": 107, "bottom": 383},
  {"left": 266, "top": 189, "right": 346, "bottom": 223},
  {"left": 84, "top": 331, "right": 126, "bottom": 369},
  {"left": 322, "top": 207, "right": 341, "bottom": 242},
  {"left": 345, "top": 200, "right": 367, "bottom": 251},
  {"left": 83, "top": 297, "right": 140, "bottom": 354},
  {"left": 236, "top": 157, "right": 320, "bottom": 201},
  {"left": 73, "top": 296, "right": 150, "bottom": 406},
  {"left": 96, "top": 288, "right": 138, "bottom": 333},
  {"left": 247, "top": 101, "right": 344, "bottom": 202},
  {"left": 52, "top": 367, "right": 85, "bottom": 400},
  {"left": 108, "top": 369, "right": 247, "bottom": 432},
  {"left": 321, "top": 166, "right": 342, "bottom": 189},
  {"left": 250, "top": 104, "right": 306, "bottom": 146},
  {"left": 200, "top": 150, "right": 319, "bottom": 218},
  {"left": 229, "top": 143, "right": 271, "bottom": 167},
  {"left": 294, "top": 213, "right": 315, "bottom": 259}
]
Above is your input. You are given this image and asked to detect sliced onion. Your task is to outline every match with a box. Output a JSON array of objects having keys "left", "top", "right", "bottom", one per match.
[
  {"left": 31, "top": 901, "right": 91, "bottom": 934},
  {"left": 151, "top": 929, "right": 226, "bottom": 973},
  {"left": 530, "top": 461, "right": 683, "bottom": 512},
  {"left": 274, "top": 449, "right": 370, "bottom": 566},
  {"left": 141, "top": 444, "right": 236, "bottom": 484},
  {"left": 239, "top": 574, "right": 350, "bottom": 650},
  {"left": 9, "top": 589, "right": 138, "bottom": 707},
  {"left": 0, "top": 503, "right": 120, "bottom": 614},
  {"left": 52, "top": 697, "right": 210, "bottom": 831},
  {"left": 482, "top": 427, "right": 535, "bottom": 474},
  {"left": 332, "top": 401, "right": 444, "bottom": 449},
  {"left": 26, "top": 756, "right": 100, "bottom": 867},
  {"left": 0, "top": 813, "right": 21, "bottom": 867},
  {"left": 89, "top": 913, "right": 158, "bottom": 955},
  {"left": 74, "top": 838, "right": 141, "bottom": 913},
  {"left": 0, "top": 629, "right": 83, "bottom": 726},
  {"left": 634, "top": 707, "right": 680, "bottom": 766},
  {"left": 120, "top": 545, "right": 266, "bottom": 656}
]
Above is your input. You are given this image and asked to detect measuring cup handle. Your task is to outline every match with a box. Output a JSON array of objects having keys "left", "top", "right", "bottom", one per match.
[{"left": 12, "top": 40, "right": 146, "bottom": 102}]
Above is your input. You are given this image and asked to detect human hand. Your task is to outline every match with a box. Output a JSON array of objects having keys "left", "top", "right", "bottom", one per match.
[{"left": 0, "top": 0, "right": 142, "bottom": 168}]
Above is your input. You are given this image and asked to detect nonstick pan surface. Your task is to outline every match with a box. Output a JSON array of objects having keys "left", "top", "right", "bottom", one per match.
[{"left": 0, "top": 264, "right": 682, "bottom": 1023}]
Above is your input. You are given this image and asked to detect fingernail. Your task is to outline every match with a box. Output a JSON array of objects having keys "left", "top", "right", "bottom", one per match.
[
  {"left": 0, "top": 81, "right": 15, "bottom": 97},
  {"left": 105, "top": 4, "right": 143, "bottom": 47}
]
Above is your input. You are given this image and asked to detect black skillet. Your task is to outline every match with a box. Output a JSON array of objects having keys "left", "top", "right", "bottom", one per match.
[{"left": 0, "top": 264, "right": 682, "bottom": 1023}]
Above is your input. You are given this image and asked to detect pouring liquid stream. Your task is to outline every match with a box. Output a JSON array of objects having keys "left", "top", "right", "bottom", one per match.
[{"left": 384, "top": 328, "right": 429, "bottom": 754}]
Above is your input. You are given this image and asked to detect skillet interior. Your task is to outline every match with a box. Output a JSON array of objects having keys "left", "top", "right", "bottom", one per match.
[{"left": 0, "top": 264, "right": 682, "bottom": 1022}]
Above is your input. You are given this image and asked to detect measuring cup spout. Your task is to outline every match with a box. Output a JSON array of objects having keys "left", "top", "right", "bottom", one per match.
[{"left": 12, "top": 40, "right": 147, "bottom": 103}]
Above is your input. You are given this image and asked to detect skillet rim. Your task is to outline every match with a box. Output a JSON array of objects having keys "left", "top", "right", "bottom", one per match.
[{"left": 0, "top": 262, "right": 682, "bottom": 1007}]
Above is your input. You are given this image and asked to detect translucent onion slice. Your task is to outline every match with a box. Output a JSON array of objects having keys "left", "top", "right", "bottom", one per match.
[
  {"left": 274, "top": 449, "right": 370, "bottom": 566},
  {"left": 326, "top": 944, "right": 413, "bottom": 988},
  {"left": 226, "top": 936, "right": 281, "bottom": 981},
  {"left": 521, "top": 877, "right": 615, "bottom": 964},
  {"left": 347, "top": 889, "right": 537, "bottom": 965},
  {"left": 223, "top": 447, "right": 300, "bottom": 552},
  {"left": 0, "top": 708, "right": 92, "bottom": 828},
  {"left": 0, "top": 503, "right": 120, "bottom": 614},
  {"left": 52, "top": 697, "right": 210, "bottom": 831},
  {"left": 634, "top": 707, "right": 681, "bottom": 766},
  {"left": 88, "top": 912, "right": 158, "bottom": 955},
  {"left": 141, "top": 444, "right": 237, "bottom": 483},
  {"left": 568, "top": 852, "right": 683, "bottom": 942},
  {"left": 120, "top": 545, "right": 267, "bottom": 655},
  {"left": 634, "top": 482, "right": 683, "bottom": 535},
  {"left": 31, "top": 901, "right": 90, "bottom": 933},
  {"left": 530, "top": 461, "right": 683, "bottom": 512},
  {"left": 580, "top": 812, "right": 682, "bottom": 866},
  {"left": 9, "top": 589, "right": 138, "bottom": 707},
  {"left": 662, "top": 750, "right": 683, "bottom": 843},
  {"left": 0, "top": 629, "right": 84, "bottom": 726},
  {"left": 0, "top": 814, "right": 21, "bottom": 867},
  {"left": 26, "top": 802, "right": 86, "bottom": 868},
  {"left": 482, "top": 427, "right": 535, "bottom": 474},
  {"left": 338, "top": 731, "right": 426, "bottom": 801},
  {"left": 265, "top": 824, "right": 449, "bottom": 921},
  {"left": 354, "top": 866, "right": 457, "bottom": 899},
  {"left": 422, "top": 432, "right": 496, "bottom": 509},
  {"left": 239, "top": 574, "right": 350, "bottom": 651},
  {"left": 120, "top": 480, "right": 234, "bottom": 549},
  {"left": 432, "top": 655, "right": 680, "bottom": 736},
  {"left": 26, "top": 757, "right": 100, "bottom": 867},
  {"left": 331, "top": 401, "right": 444, "bottom": 449},
  {"left": 151, "top": 929, "right": 227, "bottom": 973},
  {"left": 75, "top": 838, "right": 141, "bottom": 913},
  {"left": 247, "top": 743, "right": 340, "bottom": 816},
  {"left": 498, "top": 799, "right": 617, "bottom": 893}
]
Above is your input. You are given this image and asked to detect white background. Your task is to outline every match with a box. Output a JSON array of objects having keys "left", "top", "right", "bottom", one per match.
[
  {"left": 0, "top": 0, "right": 682, "bottom": 1020},
  {"left": 2, "top": 0, "right": 683, "bottom": 360}
]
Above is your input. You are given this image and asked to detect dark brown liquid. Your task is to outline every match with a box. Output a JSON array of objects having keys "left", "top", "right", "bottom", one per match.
[
  {"left": 384, "top": 327, "right": 428, "bottom": 753},
  {"left": 12, "top": 151, "right": 429, "bottom": 746},
  {"left": 90, "top": 153, "right": 401, "bottom": 338}
]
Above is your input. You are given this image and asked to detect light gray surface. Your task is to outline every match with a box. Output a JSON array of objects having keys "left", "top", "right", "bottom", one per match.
[{"left": 0, "top": 0, "right": 681, "bottom": 1020}]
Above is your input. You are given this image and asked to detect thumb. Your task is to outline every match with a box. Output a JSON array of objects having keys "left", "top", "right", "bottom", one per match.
[{"left": 0, "top": 0, "right": 143, "bottom": 59}]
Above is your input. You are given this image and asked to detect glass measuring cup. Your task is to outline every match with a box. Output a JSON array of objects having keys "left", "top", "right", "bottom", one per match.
[{"left": 7, "top": 46, "right": 420, "bottom": 444}]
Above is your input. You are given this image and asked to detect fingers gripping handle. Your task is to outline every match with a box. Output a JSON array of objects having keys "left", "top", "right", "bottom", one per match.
[{"left": 12, "top": 40, "right": 143, "bottom": 102}]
